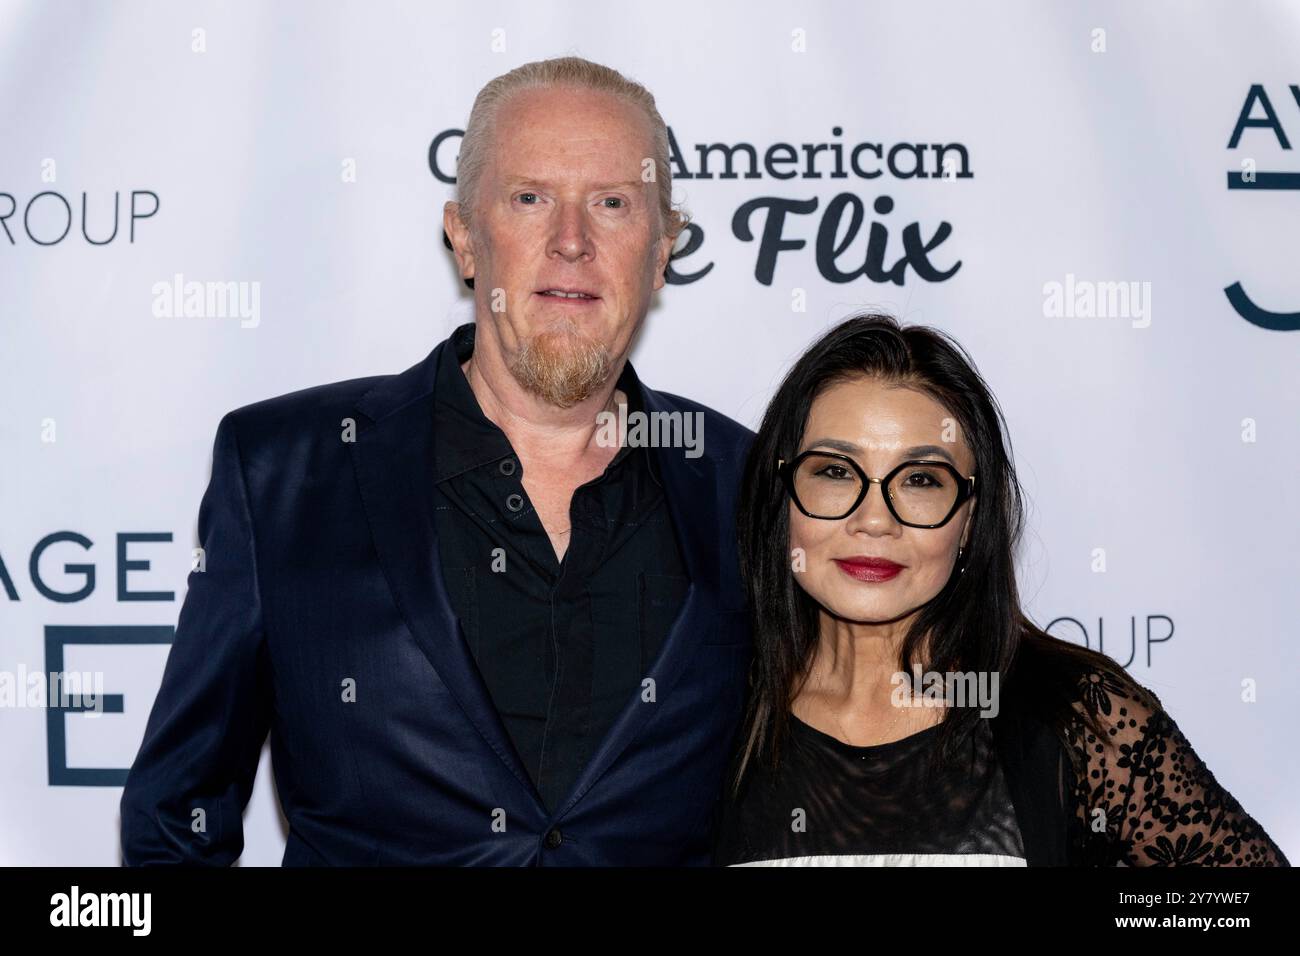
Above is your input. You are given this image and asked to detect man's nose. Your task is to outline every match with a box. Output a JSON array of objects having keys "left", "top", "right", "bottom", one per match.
[{"left": 548, "top": 200, "right": 594, "bottom": 261}]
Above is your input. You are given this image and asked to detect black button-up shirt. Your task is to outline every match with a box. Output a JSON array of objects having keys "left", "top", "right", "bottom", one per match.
[{"left": 431, "top": 322, "right": 689, "bottom": 813}]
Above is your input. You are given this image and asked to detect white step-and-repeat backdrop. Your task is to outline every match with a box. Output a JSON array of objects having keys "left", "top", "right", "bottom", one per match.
[{"left": 2, "top": 0, "right": 1296, "bottom": 864}]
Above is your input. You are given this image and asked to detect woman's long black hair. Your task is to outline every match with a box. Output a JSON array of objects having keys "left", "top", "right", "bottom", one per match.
[{"left": 729, "top": 312, "right": 1143, "bottom": 794}]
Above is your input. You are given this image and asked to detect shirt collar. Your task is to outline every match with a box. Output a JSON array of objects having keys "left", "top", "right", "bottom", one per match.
[{"left": 431, "top": 321, "right": 662, "bottom": 486}]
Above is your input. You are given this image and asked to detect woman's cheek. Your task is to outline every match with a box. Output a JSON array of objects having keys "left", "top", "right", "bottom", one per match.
[{"left": 789, "top": 516, "right": 832, "bottom": 569}]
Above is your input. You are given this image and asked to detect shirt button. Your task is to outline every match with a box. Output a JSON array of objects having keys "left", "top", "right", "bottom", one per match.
[
  {"left": 544, "top": 828, "right": 563, "bottom": 849},
  {"left": 499, "top": 457, "right": 517, "bottom": 476},
  {"left": 505, "top": 493, "right": 523, "bottom": 512}
]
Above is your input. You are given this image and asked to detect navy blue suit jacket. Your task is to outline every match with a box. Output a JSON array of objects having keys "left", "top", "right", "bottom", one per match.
[{"left": 120, "top": 334, "right": 756, "bottom": 865}]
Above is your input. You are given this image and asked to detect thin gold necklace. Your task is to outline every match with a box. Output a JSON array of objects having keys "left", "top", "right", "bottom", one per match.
[{"left": 829, "top": 699, "right": 906, "bottom": 748}]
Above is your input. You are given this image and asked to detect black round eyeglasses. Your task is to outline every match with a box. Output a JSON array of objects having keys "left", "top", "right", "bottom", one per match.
[{"left": 777, "top": 451, "right": 976, "bottom": 529}]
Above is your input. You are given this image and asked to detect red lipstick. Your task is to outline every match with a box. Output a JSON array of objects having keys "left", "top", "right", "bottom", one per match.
[{"left": 833, "top": 556, "right": 905, "bottom": 582}]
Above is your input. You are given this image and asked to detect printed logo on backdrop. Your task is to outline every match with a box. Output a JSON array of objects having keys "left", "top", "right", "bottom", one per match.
[
  {"left": 0, "top": 182, "right": 158, "bottom": 246},
  {"left": 1225, "top": 84, "right": 1300, "bottom": 331},
  {"left": 1, "top": 532, "right": 177, "bottom": 786},
  {"left": 430, "top": 126, "right": 969, "bottom": 288},
  {"left": 1, "top": 168, "right": 261, "bottom": 328},
  {"left": 1044, "top": 615, "right": 1175, "bottom": 669}
]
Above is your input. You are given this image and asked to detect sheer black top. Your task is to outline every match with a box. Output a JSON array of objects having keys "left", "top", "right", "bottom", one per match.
[
  {"left": 715, "top": 712, "right": 1026, "bottom": 866},
  {"left": 715, "top": 666, "right": 1290, "bottom": 867}
]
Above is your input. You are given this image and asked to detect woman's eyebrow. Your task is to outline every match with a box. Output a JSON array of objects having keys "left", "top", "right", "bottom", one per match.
[
  {"left": 805, "top": 437, "right": 860, "bottom": 454},
  {"left": 901, "top": 444, "right": 958, "bottom": 466},
  {"left": 804, "top": 438, "right": 958, "bottom": 466}
]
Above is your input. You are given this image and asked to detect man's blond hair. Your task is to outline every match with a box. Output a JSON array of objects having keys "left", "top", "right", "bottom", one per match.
[{"left": 454, "top": 55, "right": 688, "bottom": 242}]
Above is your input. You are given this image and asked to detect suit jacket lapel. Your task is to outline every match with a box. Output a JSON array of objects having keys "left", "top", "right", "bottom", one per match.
[
  {"left": 350, "top": 339, "right": 545, "bottom": 807},
  {"left": 553, "top": 384, "right": 723, "bottom": 817},
  {"left": 350, "top": 339, "right": 725, "bottom": 820}
]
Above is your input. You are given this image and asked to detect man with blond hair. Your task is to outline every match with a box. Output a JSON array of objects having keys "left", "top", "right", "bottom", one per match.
[{"left": 121, "top": 56, "right": 754, "bottom": 865}]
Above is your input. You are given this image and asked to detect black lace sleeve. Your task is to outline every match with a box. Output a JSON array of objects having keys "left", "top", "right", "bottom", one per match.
[{"left": 1063, "top": 668, "right": 1290, "bottom": 867}]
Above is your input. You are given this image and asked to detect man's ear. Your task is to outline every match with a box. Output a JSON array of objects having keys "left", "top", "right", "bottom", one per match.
[
  {"left": 443, "top": 201, "right": 476, "bottom": 291},
  {"left": 651, "top": 231, "right": 675, "bottom": 291}
]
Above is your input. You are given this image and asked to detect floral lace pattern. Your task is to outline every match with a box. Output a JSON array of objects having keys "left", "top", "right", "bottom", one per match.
[{"left": 1063, "top": 668, "right": 1289, "bottom": 866}]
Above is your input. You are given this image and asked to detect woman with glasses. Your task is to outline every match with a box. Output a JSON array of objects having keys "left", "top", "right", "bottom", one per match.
[{"left": 714, "top": 313, "right": 1288, "bottom": 867}]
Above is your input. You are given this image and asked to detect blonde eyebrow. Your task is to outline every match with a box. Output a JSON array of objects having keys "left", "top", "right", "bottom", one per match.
[{"left": 503, "top": 177, "right": 646, "bottom": 192}]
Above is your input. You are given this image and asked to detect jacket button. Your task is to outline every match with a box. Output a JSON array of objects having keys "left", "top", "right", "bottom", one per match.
[{"left": 544, "top": 828, "right": 563, "bottom": 849}]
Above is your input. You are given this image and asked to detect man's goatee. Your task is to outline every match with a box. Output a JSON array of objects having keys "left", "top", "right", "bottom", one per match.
[{"left": 508, "top": 320, "right": 613, "bottom": 408}]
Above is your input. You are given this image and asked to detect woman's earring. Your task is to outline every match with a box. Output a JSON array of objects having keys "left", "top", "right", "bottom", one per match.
[{"left": 957, "top": 546, "right": 965, "bottom": 574}]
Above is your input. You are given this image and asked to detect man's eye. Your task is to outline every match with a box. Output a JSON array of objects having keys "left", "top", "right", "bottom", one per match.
[
  {"left": 516, "top": 192, "right": 539, "bottom": 204},
  {"left": 601, "top": 197, "right": 624, "bottom": 208}
]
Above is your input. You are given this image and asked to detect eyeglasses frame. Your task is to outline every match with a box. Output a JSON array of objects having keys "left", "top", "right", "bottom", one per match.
[{"left": 776, "top": 450, "right": 977, "bottom": 529}]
